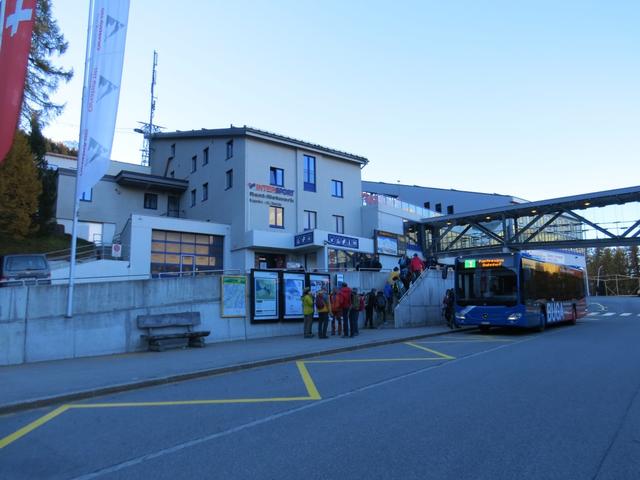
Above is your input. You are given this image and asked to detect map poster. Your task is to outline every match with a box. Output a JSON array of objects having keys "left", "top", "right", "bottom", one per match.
[
  {"left": 251, "top": 270, "right": 280, "bottom": 322},
  {"left": 221, "top": 275, "right": 247, "bottom": 317},
  {"left": 308, "top": 273, "right": 330, "bottom": 318},
  {"left": 282, "top": 272, "right": 306, "bottom": 320}
]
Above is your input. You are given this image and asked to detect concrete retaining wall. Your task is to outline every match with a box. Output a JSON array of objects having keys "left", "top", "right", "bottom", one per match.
[{"left": 394, "top": 269, "right": 454, "bottom": 327}]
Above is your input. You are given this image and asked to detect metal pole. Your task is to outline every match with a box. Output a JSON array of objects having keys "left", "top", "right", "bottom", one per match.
[{"left": 66, "top": 0, "right": 94, "bottom": 318}]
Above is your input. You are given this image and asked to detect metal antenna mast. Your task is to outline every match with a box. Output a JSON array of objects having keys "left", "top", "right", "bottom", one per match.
[{"left": 135, "top": 50, "right": 163, "bottom": 166}]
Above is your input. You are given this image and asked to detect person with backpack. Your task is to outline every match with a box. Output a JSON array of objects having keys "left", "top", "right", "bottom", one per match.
[
  {"left": 330, "top": 288, "right": 342, "bottom": 336},
  {"left": 443, "top": 288, "right": 455, "bottom": 329},
  {"left": 348, "top": 288, "right": 361, "bottom": 337},
  {"left": 383, "top": 282, "right": 393, "bottom": 316},
  {"left": 315, "top": 287, "right": 330, "bottom": 338},
  {"left": 302, "top": 287, "right": 315, "bottom": 338},
  {"left": 339, "top": 282, "right": 352, "bottom": 337},
  {"left": 375, "top": 290, "right": 387, "bottom": 326},
  {"left": 364, "top": 289, "right": 376, "bottom": 328}
]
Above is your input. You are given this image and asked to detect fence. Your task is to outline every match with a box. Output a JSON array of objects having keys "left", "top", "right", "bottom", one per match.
[{"left": 589, "top": 275, "right": 640, "bottom": 296}]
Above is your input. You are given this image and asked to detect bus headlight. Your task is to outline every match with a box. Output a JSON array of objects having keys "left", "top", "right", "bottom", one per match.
[
  {"left": 455, "top": 313, "right": 466, "bottom": 320},
  {"left": 507, "top": 313, "right": 522, "bottom": 321}
]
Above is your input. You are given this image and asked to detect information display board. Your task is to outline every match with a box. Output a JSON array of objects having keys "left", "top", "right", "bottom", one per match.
[
  {"left": 221, "top": 275, "right": 247, "bottom": 317},
  {"left": 282, "top": 271, "right": 306, "bottom": 320},
  {"left": 308, "top": 273, "right": 331, "bottom": 318},
  {"left": 250, "top": 270, "right": 280, "bottom": 322}
]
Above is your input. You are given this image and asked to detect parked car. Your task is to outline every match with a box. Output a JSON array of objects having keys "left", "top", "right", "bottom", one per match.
[{"left": 0, "top": 254, "right": 51, "bottom": 287}]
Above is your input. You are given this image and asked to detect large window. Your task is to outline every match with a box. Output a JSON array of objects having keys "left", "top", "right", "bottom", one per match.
[
  {"left": 144, "top": 193, "right": 158, "bottom": 210},
  {"left": 456, "top": 260, "right": 518, "bottom": 307},
  {"left": 151, "top": 230, "right": 224, "bottom": 277},
  {"left": 191, "top": 155, "right": 197, "bottom": 173},
  {"left": 333, "top": 215, "right": 344, "bottom": 234},
  {"left": 521, "top": 258, "right": 585, "bottom": 302},
  {"left": 190, "top": 189, "right": 196, "bottom": 207},
  {"left": 331, "top": 180, "right": 343, "bottom": 198},
  {"left": 269, "top": 206, "right": 284, "bottom": 228},
  {"left": 304, "top": 210, "right": 317, "bottom": 231},
  {"left": 303, "top": 155, "right": 316, "bottom": 192},
  {"left": 226, "top": 140, "right": 233, "bottom": 159},
  {"left": 328, "top": 249, "right": 372, "bottom": 271},
  {"left": 203, "top": 147, "right": 209, "bottom": 165},
  {"left": 270, "top": 167, "right": 284, "bottom": 187},
  {"left": 225, "top": 169, "right": 233, "bottom": 190},
  {"left": 202, "top": 183, "right": 208, "bottom": 201}
]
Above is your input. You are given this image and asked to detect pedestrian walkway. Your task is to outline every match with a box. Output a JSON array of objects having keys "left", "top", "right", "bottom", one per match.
[{"left": 0, "top": 326, "right": 463, "bottom": 414}]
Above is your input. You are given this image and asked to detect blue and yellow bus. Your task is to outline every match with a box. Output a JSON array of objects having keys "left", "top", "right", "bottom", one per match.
[{"left": 454, "top": 252, "right": 586, "bottom": 331}]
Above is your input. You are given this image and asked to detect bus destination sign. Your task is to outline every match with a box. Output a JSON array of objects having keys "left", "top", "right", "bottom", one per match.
[{"left": 478, "top": 258, "right": 505, "bottom": 268}]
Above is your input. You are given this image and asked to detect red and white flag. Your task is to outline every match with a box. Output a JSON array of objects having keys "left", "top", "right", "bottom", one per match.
[
  {"left": 0, "top": 0, "right": 36, "bottom": 164},
  {"left": 76, "top": 0, "right": 130, "bottom": 200}
]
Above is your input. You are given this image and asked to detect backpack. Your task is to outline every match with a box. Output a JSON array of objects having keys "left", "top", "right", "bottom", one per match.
[
  {"left": 315, "top": 293, "right": 326, "bottom": 310},
  {"left": 351, "top": 293, "right": 360, "bottom": 309},
  {"left": 376, "top": 294, "right": 386, "bottom": 308}
]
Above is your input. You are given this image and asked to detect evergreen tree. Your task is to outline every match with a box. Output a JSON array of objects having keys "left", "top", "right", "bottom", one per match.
[
  {"left": 29, "top": 114, "right": 58, "bottom": 232},
  {"left": 0, "top": 134, "right": 42, "bottom": 240},
  {"left": 629, "top": 245, "right": 639, "bottom": 277},
  {"left": 22, "top": 0, "right": 74, "bottom": 125}
]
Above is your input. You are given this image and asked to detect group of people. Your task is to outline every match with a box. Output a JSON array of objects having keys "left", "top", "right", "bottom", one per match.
[{"left": 301, "top": 282, "right": 389, "bottom": 339}]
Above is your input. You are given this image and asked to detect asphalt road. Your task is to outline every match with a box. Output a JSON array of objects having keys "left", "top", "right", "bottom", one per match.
[{"left": 1, "top": 296, "right": 639, "bottom": 479}]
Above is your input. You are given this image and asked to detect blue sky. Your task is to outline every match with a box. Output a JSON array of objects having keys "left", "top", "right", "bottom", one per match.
[{"left": 44, "top": 0, "right": 639, "bottom": 201}]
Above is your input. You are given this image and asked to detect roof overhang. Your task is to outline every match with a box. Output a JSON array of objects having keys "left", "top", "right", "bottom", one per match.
[{"left": 114, "top": 170, "right": 188, "bottom": 193}]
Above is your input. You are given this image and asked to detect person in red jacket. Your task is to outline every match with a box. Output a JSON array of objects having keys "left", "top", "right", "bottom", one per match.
[
  {"left": 409, "top": 253, "right": 424, "bottom": 282},
  {"left": 339, "top": 282, "right": 352, "bottom": 337},
  {"left": 330, "top": 289, "right": 342, "bottom": 336}
]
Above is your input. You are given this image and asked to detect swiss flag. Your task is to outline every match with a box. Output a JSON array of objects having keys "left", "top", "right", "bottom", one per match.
[{"left": 0, "top": 0, "right": 36, "bottom": 164}]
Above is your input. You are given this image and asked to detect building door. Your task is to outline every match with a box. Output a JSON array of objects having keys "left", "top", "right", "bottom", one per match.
[
  {"left": 180, "top": 255, "right": 195, "bottom": 276},
  {"left": 168, "top": 196, "right": 180, "bottom": 217}
]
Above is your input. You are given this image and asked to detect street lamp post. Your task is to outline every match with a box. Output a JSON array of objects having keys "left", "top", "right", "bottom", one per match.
[{"left": 596, "top": 265, "right": 604, "bottom": 296}]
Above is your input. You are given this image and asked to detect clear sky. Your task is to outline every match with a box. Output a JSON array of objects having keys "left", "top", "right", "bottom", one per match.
[{"left": 44, "top": 0, "right": 639, "bottom": 202}]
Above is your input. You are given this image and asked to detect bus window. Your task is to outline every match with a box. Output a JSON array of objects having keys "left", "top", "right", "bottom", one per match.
[{"left": 456, "top": 265, "right": 518, "bottom": 306}]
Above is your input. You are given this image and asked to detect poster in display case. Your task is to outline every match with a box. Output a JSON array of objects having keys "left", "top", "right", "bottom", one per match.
[
  {"left": 282, "top": 271, "right": 306, "bottom": 320},
  {"left": 308, "top": 273, "right": 331, "bottom": 318},
  {"left": 250, "top": 270, "right": 280, "bottom": 322},
  {"left": 221, "top": 275, "right": 247, "bottom": 317}
]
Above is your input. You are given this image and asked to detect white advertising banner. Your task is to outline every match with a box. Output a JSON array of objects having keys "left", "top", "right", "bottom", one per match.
[{"left": 76, "top": 0, "right": 130, "bottom": 200}]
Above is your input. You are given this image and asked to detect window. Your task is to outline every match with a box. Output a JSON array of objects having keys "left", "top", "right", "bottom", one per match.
[
  {"left": 225, "top": 169, "right": 233, "bottom": 190},
  {"left": 331, "top": 179, "right": 343, "bottom": 198},
  {"left": 190, "top": 189, "right": 196, "bottom": 207},
  {"left": 203, "top": 147, "right": 209, "bottom": 165},
  {"left": 202, "top": 183, "right": 208, "bottom": 201},
  {"left": 333, "top": 215, "right": 344, "bottom": 234},
  {"left": 270, "top": 167, "right": 284, "bottom": 187},
  {"left": 269, "top": 206, "right": 284, "bottom": 228},
  {"left": 80, "top": 189, "right": 93, "bottom": 202},
  {"left": 170, "top": 143, "right": 175, "bottom": 156},
  {"left": 151, "top": 229, "right": 224, "bottom": 277},
  {"left": 447, "top": 205, "right": 454, "bottom": 215},
  {"left": 191, "top": 155, "right": 197, "bottom": 173},
  {"left": 424, "top": 201, "right": 430, "bottom": 209},
  {"left": 303, "top": 210, "right": 317, "bottom": 231},
  {"left": 144, "top": 193, "right": 158, "bottom": 210},
  {"left": 435, "top": 203, "right": 442, "bottom": 213},
  {"left": 226, "top": 140, "right": 233, "bottom": 159},
  {"left": 303, "top": 155, "right": 316, "bottom": 192}
]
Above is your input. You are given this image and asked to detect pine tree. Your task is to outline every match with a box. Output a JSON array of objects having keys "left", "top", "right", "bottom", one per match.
[
  {"left": 0, "top": 133, "right": 42, "bottom": 240},
  {"left": 629, "top": 245, "right": 639, "bottom": 277},
  {"left": 22, "top": 0, "right": 73, "bottom": 125},
  {"left": 29, "top": 114, "right": 58, "bottom": 232}
]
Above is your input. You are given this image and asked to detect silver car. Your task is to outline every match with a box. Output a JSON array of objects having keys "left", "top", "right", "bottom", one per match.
[{"left": 0, "top": 254, "right": 51, "bottom": 287}]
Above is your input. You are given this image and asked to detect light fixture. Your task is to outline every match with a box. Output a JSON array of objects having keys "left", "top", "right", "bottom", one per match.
[
  {"left": 584, "top": 201, "right": 591, "bottom": 206},
  {"left": 485, "top": 216, "right": 491, "bottom": 220},
  {"left": 531, "top": 209, "right": 537, "bottom": 214}
]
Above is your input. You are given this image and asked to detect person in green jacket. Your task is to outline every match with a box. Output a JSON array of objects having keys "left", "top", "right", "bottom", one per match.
[{"left": 302, "top": 287, "right": 315, "bottom": 338}]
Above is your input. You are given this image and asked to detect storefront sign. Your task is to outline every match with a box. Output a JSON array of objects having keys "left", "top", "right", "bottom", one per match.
[
  {"left": 248, "top": 182, "right": 294, "bottom": 196},
  {"left": 327, "top": 234, "right": 359, "bottom": 249},
  {"left": 248, "top": 182, "right": 295, "bottom": 205},
  {"left": 294, "top": 231, "right": 314, "bottom": 247}
]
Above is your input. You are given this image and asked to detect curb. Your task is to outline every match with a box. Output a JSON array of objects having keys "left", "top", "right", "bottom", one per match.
[{"left": 0, "top": 327, "right": 474, "bottom": 415}]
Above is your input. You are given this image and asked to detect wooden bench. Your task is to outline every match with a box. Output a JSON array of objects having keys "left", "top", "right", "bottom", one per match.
[{"left": 137, "top": 312, "right": 210, "bottom": 352}]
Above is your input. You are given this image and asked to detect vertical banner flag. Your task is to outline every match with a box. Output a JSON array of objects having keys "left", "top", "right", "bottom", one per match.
[
  {"left": 0, "top": 0, "right": 36, "bottom": 163},
  {"left": 76, "top": 0, "right": 130, "bottom": 200}
]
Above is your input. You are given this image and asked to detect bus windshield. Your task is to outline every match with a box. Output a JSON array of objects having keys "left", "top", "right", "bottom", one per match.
[{"left": 456, "top": 265, "right": 518, "bottom": 306}]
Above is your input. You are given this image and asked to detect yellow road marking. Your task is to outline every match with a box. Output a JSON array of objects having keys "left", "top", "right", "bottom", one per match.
[
  {"left": 404, "top": 342, "right": 455, "bottom": 360},
  {"left": 415, "top": 339, "right": 513, "bottom": 344},
  {"left": 296, "top": 361, "right": 321, "bottom": 399},
  {"left": 0, "top": 405, "right": 71, "bottom": 449},
  {"left": 306, "top": 358, "right": 443, "bottom": 363},
  {"left": 70, "top": 397, "right": 313, "bottom": 408}
]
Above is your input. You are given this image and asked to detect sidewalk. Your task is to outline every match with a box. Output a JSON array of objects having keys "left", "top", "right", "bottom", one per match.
[{"left": 0, "top": 325, "right": 466, "bottom": 414}]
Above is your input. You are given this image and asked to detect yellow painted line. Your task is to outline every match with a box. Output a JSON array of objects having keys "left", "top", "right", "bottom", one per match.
[
  {"left": 306, "top": 358, "right": 443, "bottom": 363},
  {"left": 0, "top": 405, "right": 71, "bottom": 449},
  {"left": 296, "top": 361, "right": 322, "bottom": 400},
  {"left": 416, "top": 339, "right": 513, "bottom": 344},
  {"left": 69, "top": 397, "right": 312, "bottom": 408},
  {"left": 404, "top": 342, "right": 455, "bottom": 360}
]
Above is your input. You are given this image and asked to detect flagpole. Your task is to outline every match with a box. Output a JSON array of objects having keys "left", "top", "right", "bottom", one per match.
[{"left": 66, "top": 0, "right": 95, "bottom": 318}]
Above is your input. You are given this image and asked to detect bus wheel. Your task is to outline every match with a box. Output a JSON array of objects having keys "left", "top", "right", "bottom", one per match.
[
  {"left": 479, "top": 325, "right": 490, "bottom": 333},
  {"left": 569, "top": 306, "right": 577, "bottom": 325},
  {"left": 537, "top": 309, "right": 546, "bottom": 332}
]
